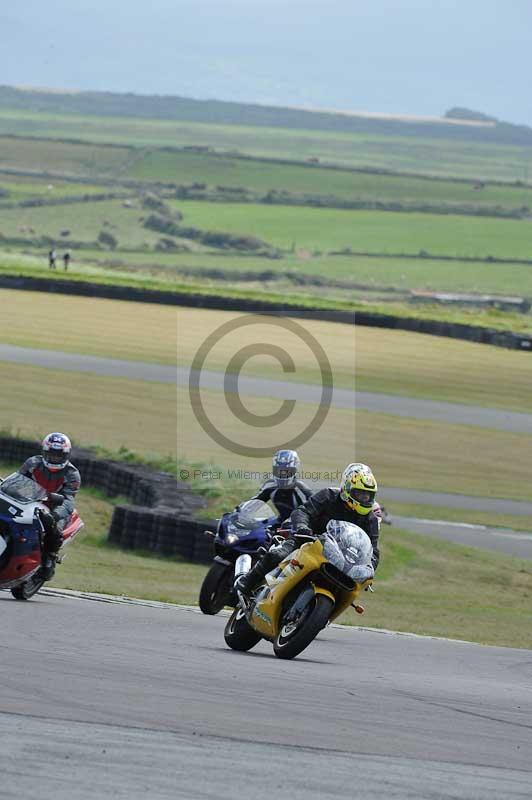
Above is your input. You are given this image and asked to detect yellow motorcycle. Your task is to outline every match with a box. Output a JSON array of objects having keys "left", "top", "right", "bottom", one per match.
[{"left": 224, "top": 520, "right": 374, "bottom": 660}]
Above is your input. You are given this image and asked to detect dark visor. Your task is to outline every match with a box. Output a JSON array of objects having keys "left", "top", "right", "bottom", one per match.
[
  {"left": 348, "top": 488, "right": 375, "bottom": 506},
  {"left": 273, "top": 466, "right": 297, "bottom": 478},
  {"left": 46, "top": 450, "right": 66, "bottom": 464}
]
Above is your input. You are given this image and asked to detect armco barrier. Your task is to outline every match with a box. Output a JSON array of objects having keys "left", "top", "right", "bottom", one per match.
[
  {"left": 0, "top": 437, "right": 216, "bottom": 565},
  {"left": 0, "top": 274, "right": 530, "bottom": 351}
]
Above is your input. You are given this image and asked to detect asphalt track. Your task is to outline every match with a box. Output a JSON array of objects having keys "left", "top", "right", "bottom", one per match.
[
  {"left": 392, "top": 515, "right": 532, "bottom": 559},
  {"left": 1, "top": 591, "right": 531, "bottom": 800},
  {"left": 2, "top": 344, "right": 532, "bottom": 434}
]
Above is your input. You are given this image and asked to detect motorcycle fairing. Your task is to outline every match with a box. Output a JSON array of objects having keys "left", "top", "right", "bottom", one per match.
[
  {"left": 214, "top": 507, "right": 274, "bottom": 556},
  {"left": 0, "top": 496, "right": 24, "bottom": 519},
  {"left": 61, "top": 511, "right": 84, "bottom": 542},
  {"left": 250, "top": 539, "right": 372, "bottom": 638},
  {"left": 0, "top": 523, "right": 41, "bottom": 586}
]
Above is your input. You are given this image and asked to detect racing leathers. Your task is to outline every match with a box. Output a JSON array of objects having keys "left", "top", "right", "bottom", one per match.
[
  {"left": 19, "top": 456, "right": 81, "bottom": 554},
  {"left": 251, "top": 478, "right": 313, "bottom": 522},
  {"left": 236, "top": 487, "right": 380, "bottom": 593},
  {"left": 291, "top": 488, "right": 380, "bottom": 569}
]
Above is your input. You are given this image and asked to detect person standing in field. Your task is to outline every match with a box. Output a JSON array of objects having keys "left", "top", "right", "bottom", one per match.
[
  {"left": 48, "top": 249, "right": 57, "bottom": 270},
  {"left": 63, "top": 251, "right": 70, "bottom": 271}
]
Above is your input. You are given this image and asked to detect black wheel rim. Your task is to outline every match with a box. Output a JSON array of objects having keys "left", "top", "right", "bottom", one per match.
[{"left": 278, "top": 598, "right": 314, "bottom": 644}]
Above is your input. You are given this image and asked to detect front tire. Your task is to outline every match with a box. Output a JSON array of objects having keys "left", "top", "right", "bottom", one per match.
[
  {"left": 274, "top": 594, "right": 333, "bottom": 660},
  {"left": 11, "top": 572, "right": 46, "bottom": 600},
  {"left": 224, "top": 607, "right": 262, "bottom": 651},
  {"left": 199, "top": 561, "right": 234, "bottom": 615}
]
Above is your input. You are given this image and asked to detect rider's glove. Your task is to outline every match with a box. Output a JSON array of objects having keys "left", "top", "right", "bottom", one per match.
[{"left": 39, "top": 507, "right": 55, "bottom": 525}]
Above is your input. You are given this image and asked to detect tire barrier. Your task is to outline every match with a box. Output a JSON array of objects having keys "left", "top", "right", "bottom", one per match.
[
  {"left": 0, "top": 436, "right": 216, "bottom": 564},
  {"left": 0, "top": 274, "right": 530, "bottom": 351}
]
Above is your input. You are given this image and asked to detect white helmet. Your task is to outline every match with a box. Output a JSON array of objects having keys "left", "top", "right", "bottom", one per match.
[
  {"left": 272, "top": 449, "right": 300, "bottom": 488},
  {"left": 42, "top": 432, "right": 71, "bottom": 472}
]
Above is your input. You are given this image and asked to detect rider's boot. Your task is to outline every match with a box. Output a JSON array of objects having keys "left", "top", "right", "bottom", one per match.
[
  {"left": 234, "top": 559, "right": 269, "bottom": 596},
  {"left": 41, "top": 553, "right": 58, "bottom": 582}
]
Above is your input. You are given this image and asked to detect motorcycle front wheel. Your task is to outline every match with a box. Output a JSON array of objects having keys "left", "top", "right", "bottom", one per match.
[
  {"left": 224, "top": 607, "right": 262, "bottom": 651},
  {"left": 199, "top": 561, "right": 234, "bottom": 615},
  {"left": 274, "top": 594, "right": 333, "bottom": 660},
  {"left": 11, "top": 572, "right": 46, "bottom": 601}
]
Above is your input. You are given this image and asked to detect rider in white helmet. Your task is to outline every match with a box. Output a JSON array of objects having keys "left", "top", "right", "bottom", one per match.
[
  {"left": 18, "top": 432, "right": 81, "bottom": 581},
  {"left": 246, "top": 450, "right": 312, "bottom": 521}
]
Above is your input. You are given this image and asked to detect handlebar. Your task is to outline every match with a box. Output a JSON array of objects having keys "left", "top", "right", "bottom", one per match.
[{"left": 47, "top": 492, "right": 65, "bottom": 508}]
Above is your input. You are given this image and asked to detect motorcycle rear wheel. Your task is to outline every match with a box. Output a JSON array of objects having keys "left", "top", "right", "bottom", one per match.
[
  {"left": 199, "top": 561, "right": 234, "bottom": 615},
  {"left": 274, "top": 594, "right": 333, "bottom": 660},
  {"left": 11, "top": 572, "right": 46, "bottom": 601},
  {"left": 224, "top": 607, "right": 262, "bottom": 651}
]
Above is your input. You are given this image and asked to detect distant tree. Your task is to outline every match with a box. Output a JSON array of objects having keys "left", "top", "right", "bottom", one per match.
[
  {"left": 98, "top": 230, "right": 118, "bottom": 249},
  {"left": 445, "top": 107, "right": 498, "bottom": 123}
]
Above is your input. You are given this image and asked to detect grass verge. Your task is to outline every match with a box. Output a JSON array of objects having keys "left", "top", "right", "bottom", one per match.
[
  {"left": 337, "top": 526, "right": 532, "bottom": 649},
  {"left": 1, "top": 254, "right": 531, "bottom": 335}
]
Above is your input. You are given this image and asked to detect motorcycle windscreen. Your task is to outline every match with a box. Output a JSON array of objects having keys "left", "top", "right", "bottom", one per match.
[
  {"left": 0, "top": 473, "right": 47, "bottom": 503},
  {"left": 233, "top": 499, "right": 272, "bottom": 531},
  {"left": 320, "top": 523, "right": 374, "bottom": 582}
]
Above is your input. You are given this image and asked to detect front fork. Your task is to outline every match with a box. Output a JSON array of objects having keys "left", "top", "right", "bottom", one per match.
[{"left": 234, "top": 553, "right": 252, "bottom": 581}]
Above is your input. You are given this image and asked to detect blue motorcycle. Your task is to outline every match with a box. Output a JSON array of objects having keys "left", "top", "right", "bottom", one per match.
[{"left": 199, "top": 500, "right": 277, "bottom": 615}]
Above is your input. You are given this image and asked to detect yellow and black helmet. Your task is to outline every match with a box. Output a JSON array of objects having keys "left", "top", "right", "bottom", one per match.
[{"left": 340, "top": 463, "right": 378, "bottom": 515}]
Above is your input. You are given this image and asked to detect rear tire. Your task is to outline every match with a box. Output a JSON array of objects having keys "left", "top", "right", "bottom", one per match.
[
  {"left": 199, "top": 561, "right": 234, "bottom": 615},
  {"left": 224, "top": 607, "right": 262, "bottom": 651},
  {"left": 274, "top": 594, "right": 333, "bottom": 660},
  {"left": 11, "top": 572, "right": 46, "bottom": 601}
]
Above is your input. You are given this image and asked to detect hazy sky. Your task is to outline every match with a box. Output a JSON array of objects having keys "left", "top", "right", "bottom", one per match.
[{"left": 2, "top": 0, "right": 531, "bottom": 125}]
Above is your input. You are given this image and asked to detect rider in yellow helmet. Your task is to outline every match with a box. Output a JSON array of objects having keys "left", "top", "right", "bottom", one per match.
[
  {"left": 339, "top": 463, "right": 377, "bottom": 515},
  {"left": 235, "top": 462, "right": 381, "bottom": 596}
]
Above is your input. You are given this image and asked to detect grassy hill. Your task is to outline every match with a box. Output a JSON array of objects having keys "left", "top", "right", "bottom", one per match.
[{"left": 2, "top": 85, "right": 532, "bottom": 147}]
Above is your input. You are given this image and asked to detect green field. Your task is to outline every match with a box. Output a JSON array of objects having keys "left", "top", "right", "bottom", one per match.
[
  {"left": 0, "top": 136, "right": 133, "bottom": 178},
  {"left": 126, "top": 150, "right": 532, "bottom": 210},
  {"left": 2, "top": 133, "right": 531, "bottom": 215},
  {"left": 0, "top": 199, "right": 175, "bottom": 249},
  {"left": 173, "top": 200, "right": 532, "bottom": 260},
  {"left": 5, "top": 193, "right": 529, "bottom": 268},
  {"left": 0, "top": 175, "right": 121, "bottom": 203},
  {"left": 1, "top": 116, "right": 532, "bottom": 336},
  {"left": 7, "top": 245, "right": 532, "bottom": 300},
  {"left": 1, "top": 109, "right": 531, "bottom": 181}
]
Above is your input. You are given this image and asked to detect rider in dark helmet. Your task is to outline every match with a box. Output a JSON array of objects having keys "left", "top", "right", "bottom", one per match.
[
  {"left": 247, "top": 450, "right": 312, "bottom": 521},
  {"left": 235, "top": 463, "right": 380, "bottom": 595},
  {"left": 18, "top": 432, "right": 81, "bottom": 581}
]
